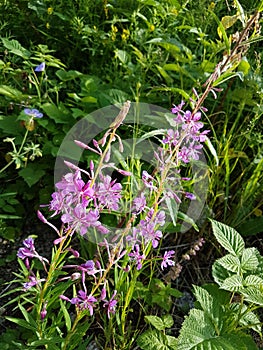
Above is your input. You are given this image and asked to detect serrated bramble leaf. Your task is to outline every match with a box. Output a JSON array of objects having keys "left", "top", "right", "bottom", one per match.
[
  {"left": 210, "top": 220, "right": 245, "bottom": 256},
  {"left": 220, "top": 275, "right": 243, "bottom": 292},
  {"left": 215, "top": 254, "right": 240, "bottom": 273},
  {"left": 137, "top": 329, "right": 175, "bottom": 350},
  {"left": 241, "top": 286, "right": 263, "bottom": 306},
  {"left": 212, "top": 259, "right": 233, "bottom": 287},
  {"left": 240, "top": 248, "right": 259, "bottom": 272},
  {"left": 238, "top": 307, "right": 262, "bottom": 335},
  {"left": 244, "top": 274, "right": 263, "bottom": 287},
  {"left": 145, "top": 315, "right": 168, "bottom": 331},
  {"left": 193, "top": 285, "right": 223, "bottom": 331}
]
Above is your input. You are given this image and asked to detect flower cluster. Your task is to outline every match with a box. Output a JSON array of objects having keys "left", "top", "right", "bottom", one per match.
[{"left": 16, "top": 100, "right": 208, "bottom": 325}]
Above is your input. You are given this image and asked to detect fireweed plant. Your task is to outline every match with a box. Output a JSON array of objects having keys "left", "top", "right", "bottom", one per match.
[{"left": 3, "top": 98, "right": 210, "bottom": 349}]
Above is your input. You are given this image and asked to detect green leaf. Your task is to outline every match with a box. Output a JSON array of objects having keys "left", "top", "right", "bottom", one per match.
[
  {"left": 238, "top": 306, "right": 262, "bottom": 335},
  {"left": 220, "top": 275, "right": 243, "bottom": 292},
  {"left": 0, "top": 85, "right": 27, "bottom": 101},
  {"left": 1, "top": 38, "right": 31, "bottom": 59},
  {"left": 244, "top": 274, "right": 263, "bottom": 287},
  {"left": 212, "top": 260, "right": 233, "bottom": 287},
  {"left": 240, "top": 248, "right": 259, "bottom": 272},
  {"left": 213, "top": 71, "right": 244, "bottom": 87},
  {"left": 137, "top": 329, "right": 176, "bottom": 350},
  {"left": 165, "top": 195, "right": 178, "bottom": 226},
  {"left": 156, "top": 65, "right": 173, "bottom": 84},
  {"left": 56, "top": 69, "right": 83, "bottom": 81},
  {"left": 210, "top": 220, "right": 245, "bottom": 256},
  {"left": 5, "top": 317, "right": 37, "bottom": 331},
  {"left": 241, "top": 286, "right": 263, "bottom": 306},
  {"left": 19, "top": 165, "right": 45, "bottom": 187},
  {"left": 145, "top": 315, "right": 173, "bottom": 331},
  {"left": 215, "top": 254, "right": 240, "bottom": 273},
  {"left": 237, "top": 216, "right": 263, "bottom": 236},
  {"left": 42, "top": 102, "right": 71, "bottom": 124},
  {"left": 205, "top": 138, "right": 219, "bottom": 166},
  {"left": 60, "top": 299, "right": 72, "bottom": 331},
  {"left": 193, "top": 285, "right": 223, "bottom": 331}
]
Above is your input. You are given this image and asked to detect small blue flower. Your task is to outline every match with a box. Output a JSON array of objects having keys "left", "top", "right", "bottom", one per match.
[
  {"left": 24, "top": 108, "right": 43, "bottom": 118},
  {"left": 35, "top": 62, "right": 45, "bottom": 72}
]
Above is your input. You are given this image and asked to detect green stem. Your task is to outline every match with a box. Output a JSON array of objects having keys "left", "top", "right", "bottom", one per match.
[{"left": 0, "top": 129, "right": 29, "bottom": 174}]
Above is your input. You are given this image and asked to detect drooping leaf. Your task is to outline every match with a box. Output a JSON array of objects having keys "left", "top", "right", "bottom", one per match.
[{"left": 1, "top": 38, "right": 31, "bottom": 59}]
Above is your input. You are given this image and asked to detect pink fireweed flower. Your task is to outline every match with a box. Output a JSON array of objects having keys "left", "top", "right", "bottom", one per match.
[
  {"left": 103, "top": 290, "right": 118, "bottom": 319},
  {"left": 23, "top": 275, "right": 45, "bottom": 291},
  {"left": 63, "top": 260, "right": 103, "bottom": 292},
  {"left": 17, "top": 237, "right": 49, "bottom": 263},
  {"left": 163, "top": 129, "right": 180, "bottom": 146},
  {"left": 61, "top": 204, "right": 106, "bottom": 236},
  {"left": 171, "top": 100, "right": 185, "bottom": 114},
  {"left": 142, "top": 170, "right": 157, "bottom": 190},
  {"left": 161, "top": 250, "right": 175, "bottom": 270},
  {"left": 128, "top": 244, "right": 145, "bottom": 270},
  {"left": 132, "top": 192, "right": 147, "bottom": 214},
  {"left": 94, "top": 174, "right": 122, "bottom": 211},
  {"left": 60, "top": 291, "right": 97, "bottom": 315}
]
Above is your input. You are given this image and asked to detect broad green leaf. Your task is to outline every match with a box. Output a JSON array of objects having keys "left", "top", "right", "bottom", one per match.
[
  {"left": 56, "top": 69, "right": 83, "bottom": 81},
  {"left": 145, "top": 315, "right": 172, "bottom": 331},
  {"left": 115, "top": 49, "right": 129, "bottom": 64},
  {"left": 220, "top": 275, "right": 243, "bottom": 292},
  {"left": 137, "top": 329, "right": 176, "bottom": 350},
  {"left": 238, "top": 307, "right": 262, "bottom": 335},
  {"left": 241, "top": 286, "right": 263, "bottom": 306},
  {"left": 1, "top": 38, "right": 31, "bottom": 59},
  {"left": 0, "top": 85, "right": 26, "bottom": 101},
  {"left": 210, "top": 220, "right": 245, "bottom": 256},
  {"left": 215, "top": 254, "right": 240, "bottom": 273},
  {"left": 42, "top": 102, "right": 71, "bottom": 124},
  {"left": 237, "top": 216, "right": 263, "bottom": 236},
  {"left": 19, "top": 166, "right": 45, "bottom": 187},
  {"left": 240, "top": 248, "right": 259, "bottom": 272},
  {"left": 244, "top": 274, "right": 263, "bottom": 287},
  {"left": 193, "top": 285, "right": 223, "bottom": 331},
  {"left": 212, "top": 260, "right": 230, "bottom": 286}
]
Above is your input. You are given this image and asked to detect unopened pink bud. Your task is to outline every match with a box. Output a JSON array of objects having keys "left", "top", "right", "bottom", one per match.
[
  {"left": 117, "top": 169, "right": 132, "bottom": 176},
  {"left": 37, "top": 210, "right": 47, "bottom": 224},
  {"left": 74, "top": 140, "right": 89, "bottom": 149},
  {"left": 90, "top": 160, "right": 94, "bottom": 171}
]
